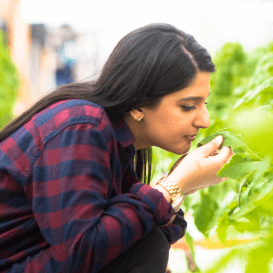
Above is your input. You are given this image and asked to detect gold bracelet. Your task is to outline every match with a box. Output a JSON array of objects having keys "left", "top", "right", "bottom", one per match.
[{"left": 156, "top": 176, "right": 183, "bottom": 205}]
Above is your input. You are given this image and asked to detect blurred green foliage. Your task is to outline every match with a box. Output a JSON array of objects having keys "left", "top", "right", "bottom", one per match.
[
  {"left": 211, "top": 43, "right": 248, "bottom": 96},
  {"left": 152, "top": 41, "right": 273, "bottom": 272},
  {"left": 0, "top": 30, "right": 19, "bottom": 130}
]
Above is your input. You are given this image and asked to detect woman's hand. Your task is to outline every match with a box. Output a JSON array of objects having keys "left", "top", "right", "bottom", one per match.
[{"left": 167, "top": 135, "right": 234, "bottom": 197}]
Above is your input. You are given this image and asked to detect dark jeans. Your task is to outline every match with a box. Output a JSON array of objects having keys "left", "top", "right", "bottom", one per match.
[{"left": 99, "top": 227, "right": 170, "bottom": 273}]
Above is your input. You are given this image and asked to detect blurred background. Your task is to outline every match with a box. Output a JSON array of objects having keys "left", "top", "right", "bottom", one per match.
[
  {"left": 1, "top": 0, "right": 273, "bottom": 117},
  {"left": 1, "top": 0, "right": 273, "bottom": 272}
]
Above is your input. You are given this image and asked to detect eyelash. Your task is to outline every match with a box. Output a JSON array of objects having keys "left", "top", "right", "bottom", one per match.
[{"left": 182, "top": 102, "right": 208, "bottom": 111}]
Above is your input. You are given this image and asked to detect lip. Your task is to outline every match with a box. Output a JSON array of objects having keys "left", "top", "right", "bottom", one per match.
[{"left": 185, "top": 135, "right": 197, "bottom": 141}]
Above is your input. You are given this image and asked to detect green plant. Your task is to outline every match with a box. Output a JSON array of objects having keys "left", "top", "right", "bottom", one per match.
[
  {"left": 151, "top": 41, "right": 273, "bottom": 272},
  {"left": 0, "top": 30, "right": 19, "bottom": 129}
]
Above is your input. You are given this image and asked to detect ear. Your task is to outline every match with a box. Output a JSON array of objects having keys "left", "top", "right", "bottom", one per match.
[{"left": 127, "top": 108, "right": 144, "bottom": 121}]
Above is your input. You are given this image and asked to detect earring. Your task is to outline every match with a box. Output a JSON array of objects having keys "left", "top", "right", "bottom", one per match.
[{"left": 137, "top": 117, "right": 142, "bottom": 122}]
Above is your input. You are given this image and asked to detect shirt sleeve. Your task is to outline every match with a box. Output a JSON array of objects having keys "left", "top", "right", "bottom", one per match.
[
  {"left": 25, "top": 120, "right": 176, "bottom": 273},
  {"left": 123, "top": 157, "right": 188, "bottom": 247},
  {"left": 159, "top": 208, "right": 187, "bottom": 247}
]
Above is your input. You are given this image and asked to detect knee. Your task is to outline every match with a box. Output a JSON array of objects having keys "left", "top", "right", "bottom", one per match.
[
  {"left": 147, "top": 227, "right": 169, "bottom": 254},
  {"left": 152, "top": 227, "right": 168, "bottom": 242}
]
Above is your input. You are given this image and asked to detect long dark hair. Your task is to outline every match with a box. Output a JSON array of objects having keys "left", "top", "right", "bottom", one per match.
[{"left": 0, "top": 23, "right": 215, "bottom": 185}]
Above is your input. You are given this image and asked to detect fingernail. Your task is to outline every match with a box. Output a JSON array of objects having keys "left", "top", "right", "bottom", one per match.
[{"left": 215, "top": 135, "right": 223, "bottom": 142}]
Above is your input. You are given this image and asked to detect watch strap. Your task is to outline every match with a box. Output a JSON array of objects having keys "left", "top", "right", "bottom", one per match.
[{"left": 156, "top": 176, "right": 184, "bottom": 205}]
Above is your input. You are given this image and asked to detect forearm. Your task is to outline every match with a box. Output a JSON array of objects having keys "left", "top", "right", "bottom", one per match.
[
  {"left": 152, "top": 184, "right": 172, "bottom": 204},
  {"left": 152, "top": 184, "right": 177, "bottom": 226}
]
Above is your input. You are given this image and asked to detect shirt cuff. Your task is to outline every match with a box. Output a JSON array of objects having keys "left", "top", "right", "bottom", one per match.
[
  {"left": 159, "top": 208, "right": 187, "bottom": 245},
  {"left": 131, "top": 182, "right": 177, "bottom": 227}
]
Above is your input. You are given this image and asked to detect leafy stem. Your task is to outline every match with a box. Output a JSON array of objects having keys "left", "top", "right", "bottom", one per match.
[
  {"left": 244, "top": 146, "right": 262, "bottom": 161},
  {"left": 237, "top": 172, "right": 254, "bottom": 207},
  {"left": 238, "top": 178, "right": 247, "bottom": 208}
]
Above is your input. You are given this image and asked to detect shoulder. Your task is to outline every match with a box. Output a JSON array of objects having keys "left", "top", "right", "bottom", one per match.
[
  {"left": 34, "top": 99, "right": 104, "bottom": 128},
  {"left": 0, "top": 99, "right": 115, "bottom": 185},
  {"left": 31, "top": 99, "right": 113, "bottom": 143}
]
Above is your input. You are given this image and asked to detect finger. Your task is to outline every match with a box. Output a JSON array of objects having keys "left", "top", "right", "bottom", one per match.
[
  {"left": 220, "top": 146, "right": 234, "bottom": 163},
  {"left": 185, "top": 176, "right": 229, "bottom": 195},
  {"left": 210, "top": 176, "right": 229, "bottom": 185},
  {"left": 198, "top": 135, "right": 223, "bottom": 157},
  {"left": 200, "top": 176, "right": 228, "bottom": 188},
  {"left": 220, "top": 177, "right": 229, "bottom": 182},
  {"left": 213, "top": 146, "right": 232, "bottom": 165},
  {"left": 227, "top": 149, "right": 235, "bottom": 163}
]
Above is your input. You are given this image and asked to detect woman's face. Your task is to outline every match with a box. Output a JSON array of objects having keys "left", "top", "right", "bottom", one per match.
[{"left": 126, "top": 72, "right": 211, "bottom": 155}]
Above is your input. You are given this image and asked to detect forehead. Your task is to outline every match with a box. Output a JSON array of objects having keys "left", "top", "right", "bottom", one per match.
[{"left": 165, "top": 72, "right": 211, "bottom": 100}]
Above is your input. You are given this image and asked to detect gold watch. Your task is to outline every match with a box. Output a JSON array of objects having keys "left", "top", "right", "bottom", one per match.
[{"left": 156, "top": 176, "right": 184, "bottom": 212}]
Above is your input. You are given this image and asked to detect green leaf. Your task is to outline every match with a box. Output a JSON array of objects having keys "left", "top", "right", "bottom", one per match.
[
  {"left": 244, "top": 235, "right": 273, "bottom": 273},
  {"left": 230, "top": 108, "right": 273, "bottom": 161},
  {"left": 217, "top": 156, "right": 270, "bottom": 184},
  {"left": 197, "top": 130, "right": 246, "bottom": 149},
  {"left": 231, "top": 146, "right": 246, "bottom": 154},
  {"left": 254, "top": 194, "right": 273, "bottom": 216},
  {"left": 229, "top": 179, "right": 273, "bottom": 220},
  {"left": 216, "top": 211, "right": 230, "bottom": 244},
  {"left": 233, "top": 77, "right": 273, "bottom": 108},
  {"left": 231, "top": 212, "right": 260, "bottom": 233},
  {"left": 192, "top": 191, "right": 220, "bottom": 238}
]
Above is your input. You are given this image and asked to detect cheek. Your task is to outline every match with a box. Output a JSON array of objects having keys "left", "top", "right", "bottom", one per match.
[
  {"left": 144, "top": 108, "right": 189, "bottom": 139},
  {"left": 169, "top": 117, "right": 189, "bottom": 135}
]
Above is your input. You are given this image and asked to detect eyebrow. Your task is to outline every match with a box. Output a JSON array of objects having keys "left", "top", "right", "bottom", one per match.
[{"left": 179, "top": 92, "right": 211, "bottom": 101}]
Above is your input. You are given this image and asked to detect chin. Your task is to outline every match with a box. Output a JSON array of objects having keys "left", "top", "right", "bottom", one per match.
[
  {"left": 164, "top": 144, "right": 191, "bottom": 155},
  {"left": 175, "top": 148, "right": 191, "bottom": 155}
]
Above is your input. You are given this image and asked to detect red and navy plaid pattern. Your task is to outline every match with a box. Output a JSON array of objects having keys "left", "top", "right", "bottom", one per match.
[{"left": 0, "top": 99, "right": 187, "bottom": 273}]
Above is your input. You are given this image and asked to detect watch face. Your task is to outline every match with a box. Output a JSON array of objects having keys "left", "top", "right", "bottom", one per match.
[{"left": 172, "top": 195, "right": 184, "bottom": 211}]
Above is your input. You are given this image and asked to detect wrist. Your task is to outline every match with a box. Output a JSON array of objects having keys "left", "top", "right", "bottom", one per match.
[{"left": 167, "top": 173, "right": 188, "bottom": 193}]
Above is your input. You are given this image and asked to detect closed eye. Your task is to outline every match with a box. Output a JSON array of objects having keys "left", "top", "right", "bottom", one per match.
[
  {"left": 181, "top": 105, "right": 196, "bottom": 111},
  {"left": 181, "top": 102, "right": 208, "bottom": 112}
]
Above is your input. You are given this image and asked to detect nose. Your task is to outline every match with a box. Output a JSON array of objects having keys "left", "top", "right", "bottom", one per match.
[{"left": 193, "top": 105, "right": 210, "bottom": 129}]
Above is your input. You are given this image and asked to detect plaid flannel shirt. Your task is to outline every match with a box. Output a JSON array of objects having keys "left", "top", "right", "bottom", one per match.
[{"left": 0, "top": 99, "right": 187, "bottom": 273}]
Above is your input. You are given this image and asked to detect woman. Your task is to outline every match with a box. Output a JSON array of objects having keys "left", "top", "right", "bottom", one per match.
[{"left": 0, "top": 23, "right": 233, "bottom": 273}]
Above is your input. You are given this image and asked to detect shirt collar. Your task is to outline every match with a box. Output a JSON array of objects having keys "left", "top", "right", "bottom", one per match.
[{"left": 111, "top": 117, "right": 136, "bottom": 149}]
